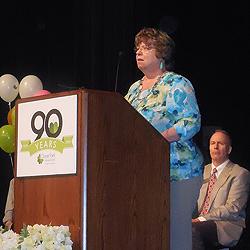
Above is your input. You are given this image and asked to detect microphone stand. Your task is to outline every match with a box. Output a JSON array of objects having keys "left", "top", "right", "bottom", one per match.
[{"left": 114, "top": 51, "right": 123, "bottom": 92}]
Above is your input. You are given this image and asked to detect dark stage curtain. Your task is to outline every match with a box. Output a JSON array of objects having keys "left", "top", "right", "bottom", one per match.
[{"left": 0, "top": 2, "right": 249, "bottom": 240}]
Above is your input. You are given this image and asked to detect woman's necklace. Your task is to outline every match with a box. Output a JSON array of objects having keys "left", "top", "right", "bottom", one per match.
[
  {"left": 136, "top": 71, "right": 169, "bottom": 101},
  {"left": 139, "top": 71, "right": 167, "bottom": 91}
]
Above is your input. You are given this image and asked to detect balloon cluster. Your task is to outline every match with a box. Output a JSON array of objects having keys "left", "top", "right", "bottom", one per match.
[{"left": 0, "top": 74, "right": 51, "bottom": 154}]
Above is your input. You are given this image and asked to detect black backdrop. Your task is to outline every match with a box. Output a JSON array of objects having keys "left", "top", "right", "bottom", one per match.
[{"left": 0, "top": 1, "right": 249, "bottom": 246}]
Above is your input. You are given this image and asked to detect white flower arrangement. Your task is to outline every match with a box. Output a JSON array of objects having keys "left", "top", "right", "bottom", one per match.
[{"left": 0, "top": 224, "right": 73, "bottom": 250}]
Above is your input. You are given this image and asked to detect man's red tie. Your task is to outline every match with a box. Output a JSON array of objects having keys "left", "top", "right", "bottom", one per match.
[{"left": 200, "top": 168, "right": 217, "bottom": 215}]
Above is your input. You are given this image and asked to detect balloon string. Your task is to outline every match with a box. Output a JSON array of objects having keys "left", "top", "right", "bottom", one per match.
[
  {"left": 8, "top": 102, "right": 11, "bottom": 111},
  {"left": 9, "top": 153, "right": 14, "bottom": 176}
]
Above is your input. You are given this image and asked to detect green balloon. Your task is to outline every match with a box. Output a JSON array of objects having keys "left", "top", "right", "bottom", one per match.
[{"left": 0, "top": 124, "right": 15, "bottom": 153}]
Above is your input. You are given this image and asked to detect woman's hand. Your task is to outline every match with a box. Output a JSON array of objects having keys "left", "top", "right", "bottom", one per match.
[{"left": 161, "top": 127, "right": 180, "bottom": 142}]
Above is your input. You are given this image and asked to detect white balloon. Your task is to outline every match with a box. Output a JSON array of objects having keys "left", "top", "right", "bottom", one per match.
[
  {"left": 0, "top": 74, "right": 19, "bottom": 102},
  {"left": 19, "top": 75, "right": 43, "bottom": 98}
]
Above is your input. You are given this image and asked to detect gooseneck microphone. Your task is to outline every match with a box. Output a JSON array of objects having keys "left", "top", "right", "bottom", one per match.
[{"left": 114, "top": 51, "right": 123, "bottom": 92}]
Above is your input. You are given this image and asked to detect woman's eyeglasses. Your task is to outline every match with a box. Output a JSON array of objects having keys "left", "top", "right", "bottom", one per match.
[{"left": 134, "top": 45, "right": 154, "bottom": 53}]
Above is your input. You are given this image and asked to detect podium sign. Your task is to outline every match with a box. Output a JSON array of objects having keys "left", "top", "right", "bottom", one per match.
[{"left": 16, "top": 94, "right": 78, "bottom": 177}]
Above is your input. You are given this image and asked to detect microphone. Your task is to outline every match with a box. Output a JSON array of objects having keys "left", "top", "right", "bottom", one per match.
[{"left": 114, "top": 51, "right": 123, "bottom": 92}]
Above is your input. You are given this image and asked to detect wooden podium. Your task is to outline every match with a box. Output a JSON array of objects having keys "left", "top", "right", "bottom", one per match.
[{"left": 14, "top": 89, "right": 170, "bottom": 250}]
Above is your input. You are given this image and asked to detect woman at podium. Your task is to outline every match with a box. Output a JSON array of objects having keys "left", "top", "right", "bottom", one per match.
[{"left": 125, "top": 27, "right": 203, "bottom": 250}]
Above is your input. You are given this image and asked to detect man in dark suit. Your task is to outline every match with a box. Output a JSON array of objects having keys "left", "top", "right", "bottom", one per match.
[{"left": 192, "top": 129, "right": 250, "bottom": 249}]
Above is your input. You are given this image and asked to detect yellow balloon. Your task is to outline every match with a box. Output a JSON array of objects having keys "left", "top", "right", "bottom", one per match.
[
  {"left": 11, "top": 106, "right": 16, "bottom": 126},
  {"left": 7, "top": 106, "right": 16, "bottom": 126}
]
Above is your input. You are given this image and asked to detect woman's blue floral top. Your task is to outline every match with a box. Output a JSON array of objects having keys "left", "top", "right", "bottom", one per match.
[{"left": 125, "top": 72, "right": 203, "bottom": 181}]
